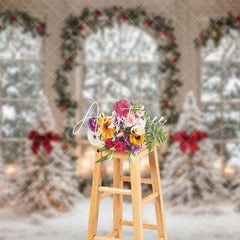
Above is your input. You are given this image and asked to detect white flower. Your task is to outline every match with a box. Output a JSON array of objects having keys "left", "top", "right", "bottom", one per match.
[
  {"left": 131, "top": 125, "right": 145, "bottom": 135},
  {"left": 87, "top": 130, "right": 103, "bottom": 146}
]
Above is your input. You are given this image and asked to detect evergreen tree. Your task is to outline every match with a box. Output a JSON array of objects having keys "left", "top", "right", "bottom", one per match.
[
  {"left": 163, "top": 91, "right": 226, "bottom": 206},
  {"left": 0, "top": 158, "right": 13, "bottom": 207},
  {"left": 16, "top": 92, "right": 80, "bottom": 212},
  {"left": 232, "top": 167, "right": 240, "bottom": 212}
]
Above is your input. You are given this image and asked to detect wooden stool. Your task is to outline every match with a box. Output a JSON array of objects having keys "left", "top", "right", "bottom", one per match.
[{"left": 87, "top": 146, "right": 168, "bottom": 240}]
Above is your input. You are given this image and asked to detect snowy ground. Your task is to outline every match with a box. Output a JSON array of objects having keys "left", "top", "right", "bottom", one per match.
[{"left": 0, "top": 196, "right": 239, "bottom": 240}]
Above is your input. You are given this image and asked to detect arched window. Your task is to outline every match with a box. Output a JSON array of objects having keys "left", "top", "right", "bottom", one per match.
[
  {"left": 82, "top": 22, "right": 159, "bottom": 120},
  {"left": 201, "top": 29, "right": 240, "bottom": 164},
  {"left": 0, "top": 26, "right": 43, "bottom": 163}
]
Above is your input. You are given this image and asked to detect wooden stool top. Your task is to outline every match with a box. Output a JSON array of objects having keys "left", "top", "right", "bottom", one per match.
[{"left": 94, "top": 143, "right": 157, "bottom": 160}]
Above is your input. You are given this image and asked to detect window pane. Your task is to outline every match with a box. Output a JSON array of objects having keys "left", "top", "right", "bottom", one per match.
[
  {"left": 102, "top": 64, "right": 120, "bottom": 100},
  {"left": 201, "top": 63, "right": 221, "bottom": 101},
  {"left": 223, "top": 63, "right": 240, "bottom": 100},
  {"left": 85, "top": 23, "right": 158, "bottom": 62},
  {"left": 0, "top": 26, "right": 42, "bottom": 60},
  {"left": 83, "top": 64, "right": 101, "bottom": 100},
  {"left": 101, "top": 102, "right": 114, "bottom": 115},
  {"left": 201, "top": 40, "right": 225, "bottom": 61},
  {"left": 225, "top": 143, "right": 240, "bottom": 165},
  {"left": 202, "top": 104, "right": 221, "bottom": 139},
  {"left": 224, "top": 104, "right": 240, "bottom": 140},
  {"left": 141, "top": 64, "right": 159, "bottom": 101},
  {"left": 122, "top": 64, "right": 138, "bottom": 100},
  {"left": 23, "top": 63, "right": 42, "bottom": 99},
  {"left": 2, "top": 62, "right": 21, "bottom": 98},
  {"left": 2, "top": 141, "right": 21, "bottom": 163},
  {"left": 2, "top": 102, "right": 20, "bottom": 138},
  {"left": 143, "top": 104, "right": 159, "bottom": 119},
  {"left": 213, "top": 143, "right": 221, "bottom": 155},
  {"left": 23, "top": 103, "right": 37, "bottom": 137}
]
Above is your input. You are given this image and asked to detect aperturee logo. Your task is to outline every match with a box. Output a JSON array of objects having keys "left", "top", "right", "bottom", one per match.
[{"left": 73, "top": 100, "right": 167, "bottom": 163}]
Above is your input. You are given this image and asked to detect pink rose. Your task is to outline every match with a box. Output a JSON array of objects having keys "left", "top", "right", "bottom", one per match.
[
  {"left": 135, "top": 118, "right": 146, "bottom": 126},
  {"left": 125, "top": 113, "right": 136, "bottom": 127},
  {"left": 136, "top": 110, "right": 144, "bottom": 117}
]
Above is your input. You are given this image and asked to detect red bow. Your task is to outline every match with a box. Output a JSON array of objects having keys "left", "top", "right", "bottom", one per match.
[
  {"left": 170, "top": 130, "right": 208, "bottom": 155},
  {"left": 28, "top": 130, "right": 60, "bottom": 154}
]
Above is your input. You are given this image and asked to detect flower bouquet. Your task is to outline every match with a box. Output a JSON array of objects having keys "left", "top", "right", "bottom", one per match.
[{"left": 87, "top": 100, "right": 167, "bottom": 163}]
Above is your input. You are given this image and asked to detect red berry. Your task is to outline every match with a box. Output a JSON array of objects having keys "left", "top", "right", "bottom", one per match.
[
  {"left": 168, "top": 36, "right": 174, "bottom": 42},
  {"left": 145, "top": 22, "right": 151, "bottom": 27},
  {"left": 63, "top": 144, "right": 69, "bottom": 150},
  {"left": 61, "top": 105, "right": 66, "bottom": 111},
  {"left": 94, "top": 11, "right": 100, "bottom": 18},
  {"left": 65, "top": 59, "right": 71, "bottom": 65},
  {"left": 10, "top": 15, "right": 16, "bottom": 21},
  {"left": 163, "top": 101, "right": 169, "bottom": 107},
  {"left": 160, "top": 30, "right": 166, "bottom": 36},
  {"left": 198, "top": 34, "right": 204, "bottom": 40},
  {"left": 37, "top": 25, "right": 44, "bottom": 32},
  {"left": 120, "top": 14, "right": 125, "bottom": 20},
  {"left": 80, "top": 25, "right": 85, "bottom": 31},
  {"left": 236, "top": 16, "right": 240, "bottom": 22},
  {"left": 172, "top": 59, "right": 177, "bottom": 64}
]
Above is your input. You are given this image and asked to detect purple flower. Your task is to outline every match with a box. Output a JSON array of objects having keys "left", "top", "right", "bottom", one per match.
[
  {"left": 124, "top": 145, "right": 130, "bottom": 152},
  {"left": 132, "top": 144, "right": 141, "bottom": 153},
  {"left": 88, "top": 116, "right": 98, "bottom": 132},
  {"left": 125, "top": 135, "right": 131, "bottom": 146}
]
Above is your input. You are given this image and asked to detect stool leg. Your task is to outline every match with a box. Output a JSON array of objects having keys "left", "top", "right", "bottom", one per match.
[
  {"left": 149, "top": 147, "right": 168, "bottom": 240},
  {"left": 130, "top": 157, "right": 144, "bottom": 240},
  {"left": 113, "top": 158, "right": 123, "bottom": 238},
  {"left": 87, "top": 151, "right": 104, "bottom": 240}
]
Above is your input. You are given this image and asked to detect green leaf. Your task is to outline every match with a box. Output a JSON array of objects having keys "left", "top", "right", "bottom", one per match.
[
  {"left": 98, "top": 145, "right": 110, "bottom": 152},
  {"left": 95, "top": 152, "right": 113, "bottom": 164},
  {"left": 129, "top": 151, "right": 138, "bottom": 163}
]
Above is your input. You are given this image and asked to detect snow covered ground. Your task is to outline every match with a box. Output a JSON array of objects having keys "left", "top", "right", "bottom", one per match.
[{"left": 0, "top": 196, "right": 239, "bottom": 240}]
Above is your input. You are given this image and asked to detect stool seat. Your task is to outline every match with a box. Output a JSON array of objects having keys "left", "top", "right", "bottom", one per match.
[{"left": 87, "top": 146, "right": 168, "bottom": 240}]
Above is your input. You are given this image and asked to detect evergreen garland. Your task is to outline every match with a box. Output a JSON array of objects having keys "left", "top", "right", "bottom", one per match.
[
  {"left": 54, "top": 7, "right": 182, "bottom": 147},
  {"left": 0, "top": 10, "right": 47, "bottom": 37},
  {"left": 195, "top": 12, "right": 240, "bottom": 47}
]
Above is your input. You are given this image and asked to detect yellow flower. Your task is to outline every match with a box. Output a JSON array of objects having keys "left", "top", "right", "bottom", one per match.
[
  {"left": 97, "top": 116, "right": 115, "bottom": 139},
  {"left": 129, "top": 132, "right": 146, "bottom": 146}
]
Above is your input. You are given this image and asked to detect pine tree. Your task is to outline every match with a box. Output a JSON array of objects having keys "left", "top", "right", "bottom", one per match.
[
  {"left": 163, "top": 91, "right": 226, "bottom": 206},
  {"left": 16, "top": 92, "right": 80, "bottom": 212},
  {"left": 232, "top": 167, "right": 240, "bottom": 212},
  {"left": 0, "top": 159, "right": 11, "bottom": 207}
]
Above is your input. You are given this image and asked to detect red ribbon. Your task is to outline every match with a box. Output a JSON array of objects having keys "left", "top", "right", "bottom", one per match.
[
  {"left": 170, "top": 130, "right": 208, "bottom": 155},
  {"left": 28, "top": 130, "right": 60, "bottom": 154}
]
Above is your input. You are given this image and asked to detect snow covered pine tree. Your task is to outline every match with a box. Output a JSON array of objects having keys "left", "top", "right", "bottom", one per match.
[
  {"left": 232, "top": 167, "right": 240, "bottom": 212},
  {"left": 16, "top": 92, "right": 79, "bottom": 213},
  {"left": 0, "top": 158, "right": 14, "bottom": 207},
  {"left": 163, "top": 91, "right": 226, "bottom": 206}
]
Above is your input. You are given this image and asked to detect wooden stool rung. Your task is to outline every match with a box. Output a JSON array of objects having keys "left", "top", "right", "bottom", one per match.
[
  {"left": 121, "top": 220, "right": 159, "bottom": 231},
  {"left": 100, "top": 192, "right": 112, "bottom": 200},
  {"left": 94, "top": 236, "right": 126, "bottom": 240},
  {"left": 98, "top": 186, "right": 132, "bottom": 195},
  {"left": 120, "top": 176, "right": 152, "bottom": 184},
  {"left": 142, "top": 192, "right": 159, "bottom": 205},
  {"left": 104, "top": 230, "right": 117, "bottom": 237}
]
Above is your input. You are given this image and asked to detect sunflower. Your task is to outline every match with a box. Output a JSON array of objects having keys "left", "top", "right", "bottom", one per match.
[
  {"left": 97, "top": 116, "right": 115, "bottom": 139},
  {"left": 129, "top": 132, "right": 146, "bottom": 146}
]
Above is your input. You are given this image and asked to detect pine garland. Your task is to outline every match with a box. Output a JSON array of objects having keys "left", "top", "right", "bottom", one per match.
[
  {"left": 54, "top": 7, "right": 182, "bottom": 147},
  {"left": 195, "top": 12, "right": 240, "bottom": 47},
  {"left": 0, "top": 10, "right": 47, "bottom": 37}
]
